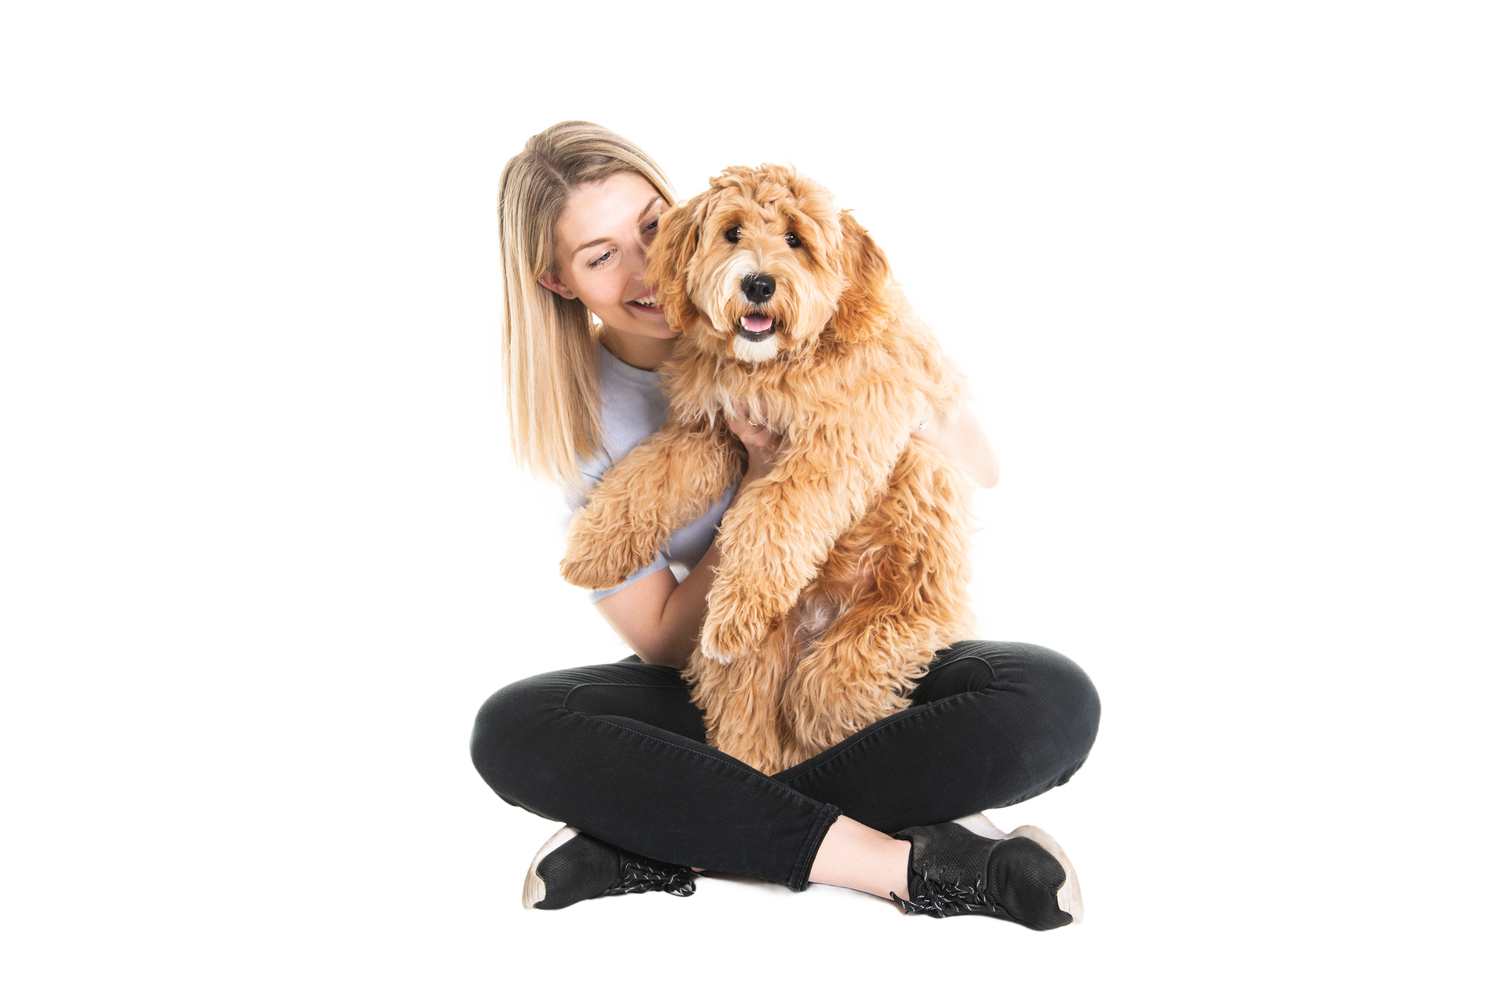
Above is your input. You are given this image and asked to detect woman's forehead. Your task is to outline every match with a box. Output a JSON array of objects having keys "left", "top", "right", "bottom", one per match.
[{"left": 556, "top": 173, "right": 660, "bottom": 254}]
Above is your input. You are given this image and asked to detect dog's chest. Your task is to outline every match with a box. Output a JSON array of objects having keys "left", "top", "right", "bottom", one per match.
[{"left": 668, "top": 335, "right": 905, "bottom": 444}]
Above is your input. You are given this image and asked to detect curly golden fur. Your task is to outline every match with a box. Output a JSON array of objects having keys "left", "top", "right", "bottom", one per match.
[{"left": 561, "top": 165, "right": 974, "bottom": 773}]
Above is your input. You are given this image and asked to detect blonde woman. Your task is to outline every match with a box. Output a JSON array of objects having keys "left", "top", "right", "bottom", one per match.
[{"left": 470, "top": 121, "right": 1100, "bottom": 928}]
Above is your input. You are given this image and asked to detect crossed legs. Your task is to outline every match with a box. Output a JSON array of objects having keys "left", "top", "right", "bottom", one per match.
[{"left": 471, "top": 641, "right": 1100, "bottom": 894}]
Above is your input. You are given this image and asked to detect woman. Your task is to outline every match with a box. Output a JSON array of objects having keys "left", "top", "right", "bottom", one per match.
[{"left": 470, "top": 121, "right": 1100, "bottom": 929}]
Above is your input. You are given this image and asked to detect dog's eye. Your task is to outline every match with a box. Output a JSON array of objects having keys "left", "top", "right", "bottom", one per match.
[
  {"left": 726, "top": 227, "right": 741, "bottom": 243},
  {"left": 785, "top": 232, "right": 803, "bottom": 248}
]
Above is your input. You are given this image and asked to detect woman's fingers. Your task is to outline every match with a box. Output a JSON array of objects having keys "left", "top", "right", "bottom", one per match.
[
  {"left": 725, "top": 401, "right": 779, "bottom": 444},
  {"left": 723, "top": 401, "right": 782, "bottom": 481}
]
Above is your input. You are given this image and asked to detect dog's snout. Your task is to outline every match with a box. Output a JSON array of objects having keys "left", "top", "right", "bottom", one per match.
[{"left": 742, "top": 274, "right": 776, "bottom": 304}]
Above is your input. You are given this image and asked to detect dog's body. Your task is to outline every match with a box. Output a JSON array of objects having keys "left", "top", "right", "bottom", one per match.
[{"left": 562, "top": 166, "right": 974, "bottom": 773}]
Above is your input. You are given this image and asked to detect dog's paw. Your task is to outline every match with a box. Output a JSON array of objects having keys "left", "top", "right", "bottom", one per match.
[
  {"left": 558, "top": 555, "right": 619, "bottom": 591},
  {"left": 559, "top": 537, "right": 652, "bottom": 590},
  {"left": 700, "top": 593, "right": 778, "bottom": 663},
  {"left": 698, "top": 637, "right": 743, "bottom": 665}
]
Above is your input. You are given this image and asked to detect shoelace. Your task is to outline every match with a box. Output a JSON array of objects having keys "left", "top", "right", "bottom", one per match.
[
  {"left": 607, "top": 857, "right": 697, "bottom": 898},
  {"left": 891, "top": 869, "right": 1000, "bottom": 918}
]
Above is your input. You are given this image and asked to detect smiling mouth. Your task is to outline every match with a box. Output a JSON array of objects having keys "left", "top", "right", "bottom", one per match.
[
  {"left": 629, "top": 293, "right": 660, "bottom": 309},
  {"left": 737, "top": 312, "right": 776, "bottom": 342}
]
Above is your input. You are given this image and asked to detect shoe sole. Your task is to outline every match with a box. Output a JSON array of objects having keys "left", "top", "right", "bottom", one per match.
[
  {"left": 521, "top": 826, "right": 580, "bottom": 910},
  {"left": 953, "top": 814, "right": 1084, "bottom": 925}
]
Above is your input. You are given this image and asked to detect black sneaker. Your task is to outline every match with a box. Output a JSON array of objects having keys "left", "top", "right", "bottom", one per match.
[
  {"left": 891, "top": 818, "right": 1083, "bottom": 930},
  {"left": 521, "top": 827, "right": 697, "bottom": 910}
]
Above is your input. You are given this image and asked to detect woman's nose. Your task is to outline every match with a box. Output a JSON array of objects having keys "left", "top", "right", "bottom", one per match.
[{"left": 625, "top": 238, "right": 650, "bottom": 274}]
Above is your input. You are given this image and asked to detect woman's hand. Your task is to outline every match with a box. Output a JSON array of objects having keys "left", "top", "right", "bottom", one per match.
[
  {"left": 725, "top": 399, "right": 783, "bottom": 488},
  {"left": 911, "top": 402, "right": 999, "bottom": 488}
]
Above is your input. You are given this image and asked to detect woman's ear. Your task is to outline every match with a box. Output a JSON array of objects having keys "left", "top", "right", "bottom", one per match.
[{"left": 537, "top": 273, "right": 574, "bottom": 299}]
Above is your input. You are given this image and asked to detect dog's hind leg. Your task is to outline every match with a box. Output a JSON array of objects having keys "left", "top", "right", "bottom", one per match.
[{"left": 562, "top": 416, "right": 741, "bottom": 590}]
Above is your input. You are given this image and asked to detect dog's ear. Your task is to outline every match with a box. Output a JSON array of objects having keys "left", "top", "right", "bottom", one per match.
[
  {"left": 647, "top": 190, "right": 711, "bottom": 333},
  {"left": 828, "top": 210, "right": 895, "bottom": 343}
]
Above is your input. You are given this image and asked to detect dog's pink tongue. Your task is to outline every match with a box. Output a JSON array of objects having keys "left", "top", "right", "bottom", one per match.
[{"left": 740, "top": 314, "right": 773, "bottom": 333}]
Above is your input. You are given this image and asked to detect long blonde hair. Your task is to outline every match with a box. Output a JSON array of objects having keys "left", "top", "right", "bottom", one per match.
[{"left": 497, "top": 121, "right": 676, "bottom": 486}]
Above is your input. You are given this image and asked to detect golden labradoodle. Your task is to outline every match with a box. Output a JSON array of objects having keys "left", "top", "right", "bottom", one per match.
[{"left": 562, "top": 165, "right": 974, "bottom": 774}]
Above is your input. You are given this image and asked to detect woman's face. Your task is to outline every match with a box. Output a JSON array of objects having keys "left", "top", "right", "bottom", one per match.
[{"left": 541, "top": 172, "right": 674, "bottom": 350}]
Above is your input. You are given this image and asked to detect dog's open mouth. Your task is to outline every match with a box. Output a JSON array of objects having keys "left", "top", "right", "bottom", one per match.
[{"left": 737, "top": 313, "right": 777, "bottom": 343}]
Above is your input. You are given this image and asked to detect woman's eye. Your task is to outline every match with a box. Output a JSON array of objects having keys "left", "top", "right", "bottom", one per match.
[
  {"left": 785, "top": 232, "right": 802, "bottom": 248},
  {"left": 644, "top": 218, "right": 659, "bottom": 236},
  {"left": 726, "top": 227, "right": 741, "bottom": 243},
  {"left": 588, "top": 250, "right": 613, "bottom": 269}
]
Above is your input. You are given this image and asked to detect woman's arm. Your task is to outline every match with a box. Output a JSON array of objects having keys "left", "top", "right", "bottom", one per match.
[
  {"left": 594, "top": 406, "right": 781, "bottom": 668},
  {"left": 596, "top": 400, "right": 992, "bottom": 664}
]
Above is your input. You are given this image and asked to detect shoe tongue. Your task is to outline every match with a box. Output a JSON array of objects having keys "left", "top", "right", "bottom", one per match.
[{"left": 740, "top": 314, "right": 773, "bottom": 333}]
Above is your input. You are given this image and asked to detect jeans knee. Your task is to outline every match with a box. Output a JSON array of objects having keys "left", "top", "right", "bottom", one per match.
[
  {"left": 1020, "top": 643, "right": 1101, "bottom": 766},
  {"left": 949, "top": 640, "right": 1101, "bottom": 766},
  {"left": 470, "top": 676, "right": 561, "bottom": 807}
]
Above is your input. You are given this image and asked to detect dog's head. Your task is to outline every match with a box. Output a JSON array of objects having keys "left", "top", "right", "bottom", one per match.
[{"left": 646, "top": 165, "right": 895, "bottom": 364}]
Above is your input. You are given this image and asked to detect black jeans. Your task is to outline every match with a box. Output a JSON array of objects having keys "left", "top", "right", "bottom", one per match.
[{"left": 470, "top": 641, "right": 1099, "bottom": 891}]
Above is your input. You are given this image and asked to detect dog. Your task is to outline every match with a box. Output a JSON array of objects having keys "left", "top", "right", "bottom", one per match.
[{"left": 561, "top": 165, "right": 974, "bottom": 774}]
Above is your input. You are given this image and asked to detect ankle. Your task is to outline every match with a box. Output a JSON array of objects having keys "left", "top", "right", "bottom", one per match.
[
  {"left": 807, "top": 815, "right": 911, "bottom": 901},
  {"left": 890, "top": 840, "right": 912, "bottom": 901}
]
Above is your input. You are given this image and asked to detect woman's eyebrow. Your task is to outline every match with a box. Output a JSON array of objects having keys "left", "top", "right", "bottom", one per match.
[{"left": 570, "top": 197, "right": 663, "bottom": 258}]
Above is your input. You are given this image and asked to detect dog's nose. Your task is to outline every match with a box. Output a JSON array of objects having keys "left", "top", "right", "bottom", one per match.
[{"left": 742, "top": 274, "right": 776, "bottom": 304}]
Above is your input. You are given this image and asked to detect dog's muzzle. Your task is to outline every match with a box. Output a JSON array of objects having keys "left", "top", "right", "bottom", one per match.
[{"left": 738, "top": 274, "right": 777, "bottom": 342}]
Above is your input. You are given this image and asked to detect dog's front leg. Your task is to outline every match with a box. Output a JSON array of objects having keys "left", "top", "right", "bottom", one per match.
[
  {"left": 685, "top": 622, "right": 799, "bottom": 774},
  {"left": 699, "top": 420, "right": 907, "bottom": 662},
  {"left": 561, "top": 417, "right": 740, "bottom": 590}
]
